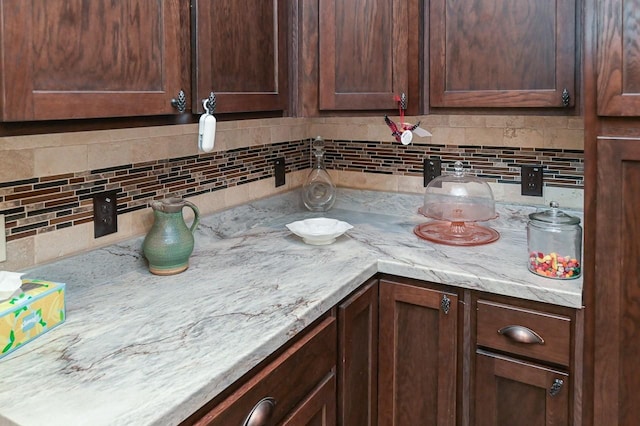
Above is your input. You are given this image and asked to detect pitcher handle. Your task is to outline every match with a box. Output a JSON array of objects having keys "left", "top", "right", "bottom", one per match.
[{"left": 182, "top": 200, "right": 200, "bottom": 234}]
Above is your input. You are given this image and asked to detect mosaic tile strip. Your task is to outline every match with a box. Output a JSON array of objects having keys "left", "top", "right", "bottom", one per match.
[
  {"left": 325, "top": 140, "right": 584, "bottom": 187},
  {"left": 0, "top": 141, "right": 309, "bottom": 241},
  {"left": 0, "top": 138, "right": 584, "bottom": 242}
]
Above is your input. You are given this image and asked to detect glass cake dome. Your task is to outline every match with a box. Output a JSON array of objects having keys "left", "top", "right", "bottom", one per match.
[{"left": 415, "top": 161, "right": 499, "bottom": 246}]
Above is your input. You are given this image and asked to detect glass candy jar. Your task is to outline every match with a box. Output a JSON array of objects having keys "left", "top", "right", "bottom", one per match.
[
  {"left": 302, "top": 136, "right": 336, "bottom": 211},
  {"left": 527, "top": 202, "right": 582, "bottom": 279}
]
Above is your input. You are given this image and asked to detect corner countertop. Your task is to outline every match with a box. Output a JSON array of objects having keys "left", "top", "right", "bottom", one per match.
[{"left": 0, "top": 189, "right": 583, "bottom": 426}]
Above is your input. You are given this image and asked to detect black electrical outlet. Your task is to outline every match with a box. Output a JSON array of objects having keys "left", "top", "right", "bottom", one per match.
[
  {"left": 93, "top": 190, "right": 118, "bottom": 238},
  {"left": 521, "top": 165, "right": 544, "bottom": 196},
  {"left": 424, "top": 157, "right": 442, "bottom": 186},
  {"left": 274, "top": 157, "right": 285, "bottom": 187}
]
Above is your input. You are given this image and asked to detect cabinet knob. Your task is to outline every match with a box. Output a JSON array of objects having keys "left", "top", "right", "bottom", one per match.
[
  {"left": 243, "top": 397, "right": 276, "bottom": 426},
  {"left": 562, "top": 88, "right": 571, "bottom": 107},
  {"left": 497, "top": 325, "right": 545, "bottom": 344},
  {"left": 171, "top": 89, "right": 187, "bottom": 113},
  {"left": 441, "top": 294, "right": 451, "bottom": 314},
  {"left": 549, "top": 378, "right": 564, "bottom": 396},
  {"left": 203, "top": 91, "right": 216, "bottom": 113}
]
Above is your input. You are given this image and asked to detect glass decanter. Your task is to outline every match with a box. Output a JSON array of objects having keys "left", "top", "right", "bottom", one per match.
[{"left": 303, "top": 136, "right": 336, "bottom": 211}]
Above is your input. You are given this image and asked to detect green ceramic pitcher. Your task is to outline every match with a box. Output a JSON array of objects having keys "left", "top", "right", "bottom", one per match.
[{"left": 142, "top": 197, "right": 200, "bottom": 275}]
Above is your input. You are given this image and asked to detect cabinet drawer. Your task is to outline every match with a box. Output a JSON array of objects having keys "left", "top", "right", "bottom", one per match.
[
  {"left": 195, "top": 316, "right": 337, "bottom": 426},
  {"left": 476, "top": 300, "right": 571, "bottom": 366}
]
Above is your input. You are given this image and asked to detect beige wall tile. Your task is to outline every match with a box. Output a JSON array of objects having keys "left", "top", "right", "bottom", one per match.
[
  {"left": 63, "top": 129, "right": 113, "bottom": 145},
  {"left": 148, "top": 124, "right": 196, "bottom": 137},
  {"left": 567, "top": 117, "right": 585, "bottom": 130},
  {"left": 109, "top": 127, "right": 151, "bottom": 141},
  {"left": 464, "top": 127, "right": 504, "bottom": 147},
  {"left": 1, "top": 133, "right": 64, "bottom": 150},
  {"left": 417, "top": 115, "right": 450, "bottom": 127},
  {"left": 502, "top": 128, "right": 544, "bottom": 148},
  {"left": 544, "top": 128, "right": 585, "bottom": 150},
  {"left": 35, "top": 145, "right": 88, "bottom": 176},
  {"left": 130, "top": 138, "right": 169, "bottom": 164},
  {"left": 449, "top": 115, "right": 487, "bottom": 128},
  {"left": 0, "top": 150, "right": 34, "bottom": 181},
  {"left": 34, "top": 222, "right": 92, "bottom": 264},
  {"left": 485, "top": 115, "right": 526, "bottom": 128},
  {"left": 333, "top": 170, "right": 399, "bottom": 191},
  {"left": 88, "top": 141, "right": 132, "bottom": 170},
  {"left": 166, "top": 134, "right": 199, "bottom": 159},
  {"left": 397, "top": 175, "right": 424, "bottom": 195},
  {"left": 4, "top": 237, "right": 34, "bottom": 272},
  {"left": 430, "top": 127, "right": 466, "bottom": 146}
]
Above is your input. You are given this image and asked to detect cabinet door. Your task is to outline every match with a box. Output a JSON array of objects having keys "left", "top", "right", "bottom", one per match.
[
  {"left": 318, "top": 0, "right": 408, "bottom": 110},
  {"left": 597, "top": 0, "right": 640, "bottom": 115},
  {"left": 338, "top": 279, "right": 378, "bottom": 426},
  {"left": 429, "top": 0, "right": 576, "bottom": 108},
  {"left": 378, "top": 279, "right": 457, "bottom": 426},
  {"left": 593, "top": 137, "right": 640, "bottom": 425},
  {"left": 0, "top": 0, "right": 186, "bottom": 121},
  {"left": 281, "top": 373, "right": 337, "bottom": 426},
  {"left": 475, "top": 350, "right": 569, "bottom": 426},
  {"left": 194, "top": 0, "right": 288, "bottom": 114}
]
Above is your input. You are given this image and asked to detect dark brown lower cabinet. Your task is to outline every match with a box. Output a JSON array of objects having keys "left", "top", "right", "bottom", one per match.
[
  {"left": 186, "top": 276, "right": 581, "bottom": 426},
  {"left": 377, "top": 278, "right": 458, "bottom": 426},
  {"left": 475, "top": 350, "right": 569, "bottom": 426},
  {"left": 338, "top": 279, "right": 379, "bottom": 426},
  {"left": 189, "top": 316, "right": 337, "bottom": 426},
  {"left": 282, "top": 373, "right": 337, "bottom": 426}
]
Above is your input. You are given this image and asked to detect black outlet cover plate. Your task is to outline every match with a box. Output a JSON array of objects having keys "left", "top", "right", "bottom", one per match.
[
  {"left": 93, "top": 190, "right": 118, "bottom": 238},
  {"left": 424, "top": 157, "right": 442, "bottom": 186},
  {"left": 274, "top": 157, "right": 285, "bottom": 187},
  {"left": 521, "top": 165, "right": 544, "bottom": 196}
]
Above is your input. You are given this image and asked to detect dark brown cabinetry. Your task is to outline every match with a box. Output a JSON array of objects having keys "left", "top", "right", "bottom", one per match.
[
  {"left": 596, "top": 0, "right": 640, "bottom": 116},
  {"left": 475, "top": 351, "right": 569, "bottom": 426},
  {"left": 318, "top": 0, "right": 410, "bottom": 110},
  {"left": 193, "top": 0, "right": 288, "bottom": 114},
  {"left": 585, "top": 0, "right": 640, "bottom": 423},
  {"left": 0, "top": 0, "right": 188, "bottom": 121},
  {"left": 190, "top": 316, "right": 337, "bottom": 426},
  {"left": 429, "top": 0, "right": 576, "bottom": 108},
  {"left": 591, "top": 137, "right": 640, "bottom": 425},
  {"left": 474, "top": 299, "right": 575, "bottom": 425},
  {"left": 377, "top": 277, "right": 458, "bottom": 426},
  {"left": 337, "top": 279, "right": 378, "bottom": 426}
]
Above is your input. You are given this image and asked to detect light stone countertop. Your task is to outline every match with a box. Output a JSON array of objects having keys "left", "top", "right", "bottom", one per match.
[{"left": 0, "top": 189, "right": 583, "bottom": 426}]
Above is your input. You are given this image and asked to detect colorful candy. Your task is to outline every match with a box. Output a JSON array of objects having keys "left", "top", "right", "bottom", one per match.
[{"left": 528, "top": 251, "right": 581, "bottom": 279}]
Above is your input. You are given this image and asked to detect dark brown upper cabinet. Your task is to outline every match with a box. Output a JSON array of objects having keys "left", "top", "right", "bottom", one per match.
[
  {"left": 0, "top": 0, "right": 188, "bottom": 121},
  {"left": 429, "top": 0, "right": 576, "bottom": 108},
  {"left": 597, "top": 0, "right": 640, "bottom": 116},
  {"left": 193, "top": 0, "right": 288, "bottom": 115},
  {"left": 318, "top": 0, "right": 410, "bottom": 111}
]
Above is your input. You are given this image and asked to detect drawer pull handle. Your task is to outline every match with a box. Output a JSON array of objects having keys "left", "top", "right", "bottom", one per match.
[
  {"left": 497, "top": 325, "right": 545, "bottom": 344},
  {"left": 243, "top": 397, "right": 276, "bottom": 426}
]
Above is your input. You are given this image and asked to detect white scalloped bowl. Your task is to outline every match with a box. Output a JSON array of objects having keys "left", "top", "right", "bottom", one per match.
[{"left": 286, "top": 218, "right": 353, "bottom": 245}]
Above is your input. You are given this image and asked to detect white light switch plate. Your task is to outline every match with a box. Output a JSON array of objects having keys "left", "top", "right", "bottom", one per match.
[{"left": 0, "top": 214, "right": 6, "bottom": 262}]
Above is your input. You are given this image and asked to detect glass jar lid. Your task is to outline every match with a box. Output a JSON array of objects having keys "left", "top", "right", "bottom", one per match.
[{"left": 528, "top": 201, "right": 581, "bottom": 225}]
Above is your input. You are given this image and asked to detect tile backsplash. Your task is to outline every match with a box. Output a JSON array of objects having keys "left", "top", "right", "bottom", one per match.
[{"left": 0, "top": 115, "right": 584, "bottom": 269}]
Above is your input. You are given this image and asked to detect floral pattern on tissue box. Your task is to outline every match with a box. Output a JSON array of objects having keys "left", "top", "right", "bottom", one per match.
[{"left": 0, "top": 279, "right": 66, "bottom": 359}]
